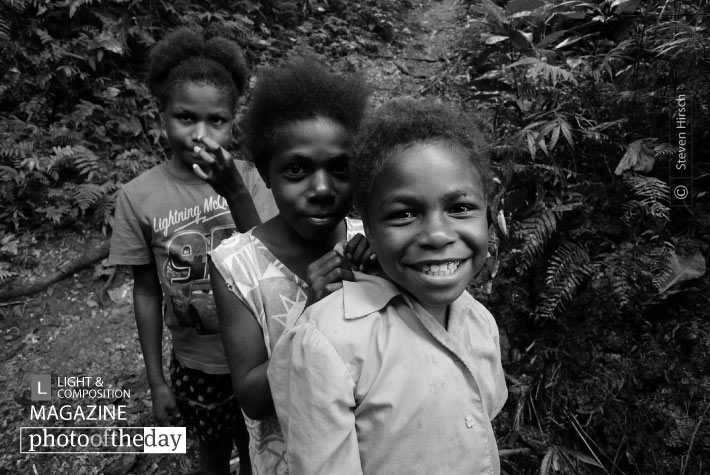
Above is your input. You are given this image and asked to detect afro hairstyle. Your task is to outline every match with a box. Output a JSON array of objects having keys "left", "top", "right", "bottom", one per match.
[
  {"left": 241, "top": 56, "right": 370, "bottom": 176},
  {"left": 147, "top": 28, "right": 248, "bottom": 112},
  {"left": 351, "top": 97, "right": 493, "bottom": 214}
]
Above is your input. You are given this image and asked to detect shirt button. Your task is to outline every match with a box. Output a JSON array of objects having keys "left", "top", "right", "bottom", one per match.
[{"left": 465, "top": 416, "right": 474, "bottom": 428}]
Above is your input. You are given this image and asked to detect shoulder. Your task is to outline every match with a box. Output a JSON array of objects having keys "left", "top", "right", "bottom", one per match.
[
  {"left": 118, "top": 163, "right": 171, "bottom": 199},
  {"left": 209, "top": 229, "right": 257, "bottom": 264},
  {"left": 295, "top": 274, "right": 398, "bottom": 342},
  {"left": 458, "top": 291, "right": 499, "bottom": 335}
]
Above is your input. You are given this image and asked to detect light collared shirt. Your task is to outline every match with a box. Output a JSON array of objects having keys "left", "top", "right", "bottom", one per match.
[{"left": 267, "top": 273, "right": 507, "bottom": 475}]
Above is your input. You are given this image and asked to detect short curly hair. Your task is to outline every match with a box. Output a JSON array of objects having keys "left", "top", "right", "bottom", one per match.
[
  {"left": 352, "top": 98, "right": 493, "bottom": 215},
  {"left": 147, "top": 28, "right": 248, "bottom": 112},
  {"left": 242, "top": 56, "right": 370, "bottom": 176}
]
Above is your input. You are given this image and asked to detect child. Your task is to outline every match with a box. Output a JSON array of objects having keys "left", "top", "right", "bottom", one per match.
[
  {"left": 208, "top": 57, "right": 371, "bottom": 474},
  {"left": 108, "top": 29, "right": 277, "bottom": 475},
  {"left": 268, "top": 98, "right": 508, "bottom": 475}
]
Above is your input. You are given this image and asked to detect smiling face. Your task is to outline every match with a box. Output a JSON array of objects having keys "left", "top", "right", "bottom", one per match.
[
  {"left": 364, "top": 140, "right": 488, "bottom": 325},
  {"left": 266, "top": 117, "right": 353, "bottom": 242},
  {"left": 163, "top": 82, "right": 234, "bottom": 178}
]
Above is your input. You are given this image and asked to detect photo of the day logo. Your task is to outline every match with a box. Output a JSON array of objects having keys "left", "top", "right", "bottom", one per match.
[{"left": 30, "top": 375, "right": 52, "bottom": 401}]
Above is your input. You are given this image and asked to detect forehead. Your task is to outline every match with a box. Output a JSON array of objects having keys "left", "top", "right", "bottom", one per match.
[
  {"left": 371, "top": 140, "right": 484, "bottom": 203},
  {"left": 168, "top": 82, "right": 233, "bottom": 110},
  {"left": 273, "top": 117, "right": 350, "bottom": 152}
]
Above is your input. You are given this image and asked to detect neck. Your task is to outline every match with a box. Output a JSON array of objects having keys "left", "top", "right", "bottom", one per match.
[
  {"left": 257, "top": 216, "right": 347, "bottom": 278},
  {"left": 166, "top": 157, "right": 199, "bottom": 182},
  {"left": 427, "top": 304, "right": 449, "bottom": 328}
]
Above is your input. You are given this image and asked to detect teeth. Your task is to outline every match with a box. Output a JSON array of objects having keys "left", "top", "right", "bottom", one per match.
[{"left": 415, "top": 261, "right": 461, "bottom": 276}]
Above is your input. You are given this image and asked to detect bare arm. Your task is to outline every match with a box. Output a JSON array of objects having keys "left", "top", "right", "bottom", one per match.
[
  {"left": 209, "top": 258, "right": 274, "bottom": 420},
  {"left": 132, "top": 264, "right": 178, "bottom": 425}
]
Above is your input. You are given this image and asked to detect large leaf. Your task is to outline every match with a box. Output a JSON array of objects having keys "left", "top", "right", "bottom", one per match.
[
  {"left": 614, "top": 139, "right": 656, "bottom": 175},
  {"left": 611, "top": 0, "right": 640, "bottom": 14},
  {"left": 657, "top": 251, "right": 706, "bottom": 294}
]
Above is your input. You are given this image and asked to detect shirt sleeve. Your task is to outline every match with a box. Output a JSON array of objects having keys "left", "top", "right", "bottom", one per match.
[
  {"left": 484, "top": 306, "right": 508, "bottom": 419},
  {"left": 238, "top": 160, "right": 278, "bottom": 222},
  {"left": 107, "top": 187, "right": 153, "bottom": 267},
  {"left": 268, "top": 322, "right": 363, "bottom": 475}
]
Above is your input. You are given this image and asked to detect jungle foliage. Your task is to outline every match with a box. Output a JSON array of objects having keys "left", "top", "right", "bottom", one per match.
[
  {"left": 0, "top": 0, "right": 402, "bottom": 280},
  {"left": 462, "top": 0, "right": 709, "bottom": 473},
  {"left": 1, "top": 0, "right": 709, "bottom": 473}
]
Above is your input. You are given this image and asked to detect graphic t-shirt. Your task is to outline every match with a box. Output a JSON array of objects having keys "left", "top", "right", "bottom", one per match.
[{"left": 108, "top": 160, "right": 277, "bottom": 374}]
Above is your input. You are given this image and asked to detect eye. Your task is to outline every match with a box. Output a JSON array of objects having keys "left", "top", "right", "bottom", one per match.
[
  {"left": 448, "top": 203, "right": 477, "bottom": 217},
  {"left": 210, "top": 116, "right": 230, "bottom": 127},
  {"left": 330, "top": 157, "right": 349, "bottom": 177},
  {"left": 385, "top": 209, "right": 416, "bottom": 224},
  {"left": 176, "top": 113, "right": 194, "bottom": 124},
  {"left": 283, "top": 162, "right": 306, "bottom": 179}
]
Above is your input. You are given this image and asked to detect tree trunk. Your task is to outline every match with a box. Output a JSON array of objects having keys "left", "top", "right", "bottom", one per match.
[{"left": 0, "top": 242, "right": 110, "bottom": 302}]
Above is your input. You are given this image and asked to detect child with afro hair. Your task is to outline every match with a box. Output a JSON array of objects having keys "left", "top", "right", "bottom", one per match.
[
  {"left": 268, "top": 98, "right": 508, "bottom": 474},
  {"left": 241, "top": 56, "right": 369, "bottom": 178},
  {"left": 208, "top": 56, "right": 372, "bottom": 474},
  {"left": 109, "top": 28, "right": 279, "bottom": 475}
]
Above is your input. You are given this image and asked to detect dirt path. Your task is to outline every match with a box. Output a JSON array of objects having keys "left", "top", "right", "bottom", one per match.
[
  {"left": 0, "top": 2, "right": 468, "bottom": 474},
  {"left": 358, "top": 0, "right": 464, "bottom": 104}
]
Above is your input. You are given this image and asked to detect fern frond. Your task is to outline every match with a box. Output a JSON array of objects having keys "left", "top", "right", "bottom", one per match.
[
  {"left": 535, "top": 242, "right": 592, "bottom": 319},
  {"left": 0, "top": 165, "right": 19, "bottom": 182},
  {"left": 0, "top": 267, "right": 17, "bottom": 281},
  {"left": 42, "top": 205, "right": 71, "bottom": 224},
  {"left": 73, "top": 183, "right": 102, "bottom": 211},
  {"left": 0, "top": 15, "right": 10, "bottom": 43},
  {"left": 622, "top": 173, "right": 669, "bottom": 221},
  {"left": 544, "top": 241, "right": 589, "bottom": 287},
  {"left": 593, "top": 249, "right": 643, "bottom": 307},
  {"left": 49, "top": 145, "right": 102, "bottom": 181},
  {"left": 509, "top": 57, "right": 578, "bottom": 86},
  {"left": 514, "top": 208, "right": 559, "bottom": 273},
  {"left": 513, "top": 163, "right": 578, "bottom": 182},
  {"left": 73, "top": 180, "right": 117, "bottom": 212},
  {"left": 0, "top": 117, "right": 26, "bottom": 134},
  {"left": 0, "top": 140, "right": 33, "bottom": 159},
  {"left": 650, "top": 242, "right": 675, "bottom": 291}
]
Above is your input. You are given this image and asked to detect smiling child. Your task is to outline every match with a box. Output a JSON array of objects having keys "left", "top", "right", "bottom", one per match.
[{"left": 268, "top": 98, "right": 508, "bottom": 475}]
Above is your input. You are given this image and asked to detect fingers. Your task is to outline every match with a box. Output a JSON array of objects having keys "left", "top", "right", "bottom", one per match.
[
  {"left": 306, "top": 251, "right": 356, "bottom": 306},
  {"left": 196, "top": 135, "right": 232, "bottom": 165},
  {"left": 324, "top": 282, "right": 343, "bottom": 294},
  {"left": 192, "top": 163, "right": 209, "bottom": 181},
  {"left": 344, "top": 233, "right": 377, "bottom": 271},
  {"left": 307, "top": 251, "right": 351, "bottom": 278}
]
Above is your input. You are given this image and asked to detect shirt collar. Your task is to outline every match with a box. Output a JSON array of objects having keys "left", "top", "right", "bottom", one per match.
[{"left": 341, "top": 273, "right": 402, "bottom": 320}]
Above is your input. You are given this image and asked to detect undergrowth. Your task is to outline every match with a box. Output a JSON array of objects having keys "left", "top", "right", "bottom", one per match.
[{"left": 461, "top": 0, "right": 710, "bottom": 473}]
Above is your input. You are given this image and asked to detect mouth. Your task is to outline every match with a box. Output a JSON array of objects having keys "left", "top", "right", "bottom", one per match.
[
  {"left": 410, "top": 260, "right": 465, "bottom": 277},
  {"left": 302, "top": 215, "right": 338, "bottom": 226}
]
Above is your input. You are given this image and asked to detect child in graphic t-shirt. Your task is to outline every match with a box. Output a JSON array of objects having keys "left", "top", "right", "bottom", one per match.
[{"left": 108, "top": 29, "right": 276, "bottom": 475}]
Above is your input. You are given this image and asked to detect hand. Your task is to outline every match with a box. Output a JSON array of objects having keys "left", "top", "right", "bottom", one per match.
[
  {"left": 191, "top": 135, "right": 249, "bottom": 200},
  {"left": 150, "top": 383, "right": 180, "bottom": 426},
  {"left": 305, "top": 251, "right": 355, "bottom": 307},
  {"left": 343, "top": 233, "right": 378, "bottom": 272}
]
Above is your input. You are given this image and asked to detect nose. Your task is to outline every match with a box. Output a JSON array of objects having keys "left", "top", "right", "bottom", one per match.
[
  {"left": 307, "top": 169, "right": 335, "bottom": 202},
  {"left": 191, "top": 122, "right": 207, "bottom": 143},
  {"left": 418, "top": 212, "right": 456, "bottom": 249}
]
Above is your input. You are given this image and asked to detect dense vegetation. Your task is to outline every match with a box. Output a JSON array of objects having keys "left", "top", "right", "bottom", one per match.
[
  {"left": 462, "top": 0, "right": 709, "bottom": 473},
  {"left": 1, "top": 0, "right": 708, "bottom": 473}
]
